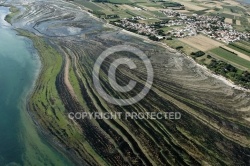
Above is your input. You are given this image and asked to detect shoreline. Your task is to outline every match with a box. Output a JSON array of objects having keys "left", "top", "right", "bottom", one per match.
[
  {"left": 0, "top": 6, "right": 75, "bottom": 165},
  {"left": 15, "top": 29, "right": 77, "bottom": 165},
  {"left": 16, "top": 28, "right": 89, "bottom": 166},
  {"left": 7, "top": 2, "right": 250, "bottom": 165},
  {"left": 68, "top": 1, "right": 250, "bottom": 92},
  {"left": 4, "top": 4, "right": 86, "bottom": 164},
  {"left": 121, "top": 28, "right": 250, "bottom": 92},
  {"left": 18, "top": 30, "right": 80, "bottom": 166}
]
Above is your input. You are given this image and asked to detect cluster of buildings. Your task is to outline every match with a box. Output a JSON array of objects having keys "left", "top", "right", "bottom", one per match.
[
  {"left": 111, "top": 10, "right": 250, "bottom": 43},
  {"left": 112, "top": 17, "right": 159, "bottom": 36},
  {"left": 161, "top": 10, "right": 250, "bottom": 43}
]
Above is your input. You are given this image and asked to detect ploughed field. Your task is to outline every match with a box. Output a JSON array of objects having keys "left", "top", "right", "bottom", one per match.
[{"left": 12, "top": 1, "right": 250, "bottom": 165}]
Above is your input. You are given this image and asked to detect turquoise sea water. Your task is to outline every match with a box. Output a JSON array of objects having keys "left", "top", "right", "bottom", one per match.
[{"left": 0, "top": 6, "right": 73, "bottom": 166}]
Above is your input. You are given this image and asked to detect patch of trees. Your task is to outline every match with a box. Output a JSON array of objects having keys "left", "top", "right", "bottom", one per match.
[
  {"left": 214, "top": 8, "right": 220, "bottom": 11},
  {"left": 106, "top": 14, "right": 119, "bottom": 19},
  {"left": 225, "top": 64, "right": 237, "bottom": 72},
  {"left": 208, "top": 59, "right": 250, "bottom": 88},
  {"left": 163, "top": 2, "right": 183, "bottom": 7},
  {"left": 125, "top": 28, "right": 137, "bottom": 33},
  {"left": 127, "top": 19, "right": 139, "bottom": 23},
  {"left": 211, "top": 25, "right": 219, "bottom": 30},
  {"left": 232, "top": 19, "right": 236, "bottom": 24},
  {"left": 149, "top": 35, "right": 159, "bottom": 41},
  {"left": 91, "top": 10, "right": 106, "bottom": 18},
  {"left": 125, "top": 10, "right": 137, "bottom": 17},
  {"left": 176, "top": 46, "right": 183, "bottom": 49},
  {"left": 191, "top": 51, "right": 205, "bottom": 57},
  {"left": 230, "top": 8, "right": 237, "bottom": 13},
  {"left": 94, "top": 0, "right": 108, "bottom": 2},
  {"left": 245, "top": 29, "right": 250, "bottom": 33},
  {"left": 157, "top": 29, "right": 166, "bottom": 36},
  {"left": 207, "top": 55, "right": 212, "bottom": 59}
]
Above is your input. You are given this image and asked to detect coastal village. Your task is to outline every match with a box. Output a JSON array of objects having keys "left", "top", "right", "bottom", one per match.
[
  {"left": 2, "top": 1, "right": 250, "bottom": 166},
  {"left": 112, "top": 9, "right": 250, "bottom": 43},
  {"left": 87, "top": 0, "right": 250, "bottom": 89}
]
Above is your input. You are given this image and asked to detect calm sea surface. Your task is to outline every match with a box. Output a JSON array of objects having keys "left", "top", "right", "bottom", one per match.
[{"left": 0, "top": 6, "right": 74, "bottom": 166}]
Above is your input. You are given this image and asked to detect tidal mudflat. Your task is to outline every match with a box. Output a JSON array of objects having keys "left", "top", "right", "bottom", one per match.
[{"left": 4, "top": 0, "right": 250, "bottom": 165}]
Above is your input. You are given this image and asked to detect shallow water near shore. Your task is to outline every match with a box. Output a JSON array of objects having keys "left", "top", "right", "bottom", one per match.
[{"left": 0, "top": 6, "right": 74, "bottom": 166}]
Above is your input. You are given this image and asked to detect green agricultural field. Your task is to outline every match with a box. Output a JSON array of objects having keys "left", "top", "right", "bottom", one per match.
[
  {"left": 75, "top": 0, "right": 103, "bottom": 11},
  {"left": 228, "top": 42, "right": 250, "bottom": 56},
  {"left": 194, "top": 9, "right": 210, "bottom": 15},
  {"left": 240, "top": 40, "right": 250, "bottom": 46},
  {"left": 222, "top": 5, "right": 246, "bottom": 13},
  {"left": 164, "top": 39, "right": 199, "bottom": 55},
  {"left": 128, "top": 10, "right": 154, "bottom": 18},
  {"left": 107, "top": 0, "right": 132, "bottom": 4},
  {"left": 101, "top": 3, "right": 119, "bottom": 11},
  {"left": 150, "top": 10, "right": 166, "bottom": 17},
  {"left": 138, "top": 18, "right": 160, "bottom": 24},
  {"left": 210, "top": 47, "right": 250, "bottom": 70},
  {"left": 220, "top": 13, "right": 239, "bottom": 19},
  {"left": 115, "top": 10, "right": 133, "bottom": 18},
  {"left": 162, "top": 2, "right": 182, "bottom": 7},
  {"left": 139, "top": 2, "right": 162, "bottom": 7},
  {"left": 160, "top": 26, "right": 172, "bottom": 33}
]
